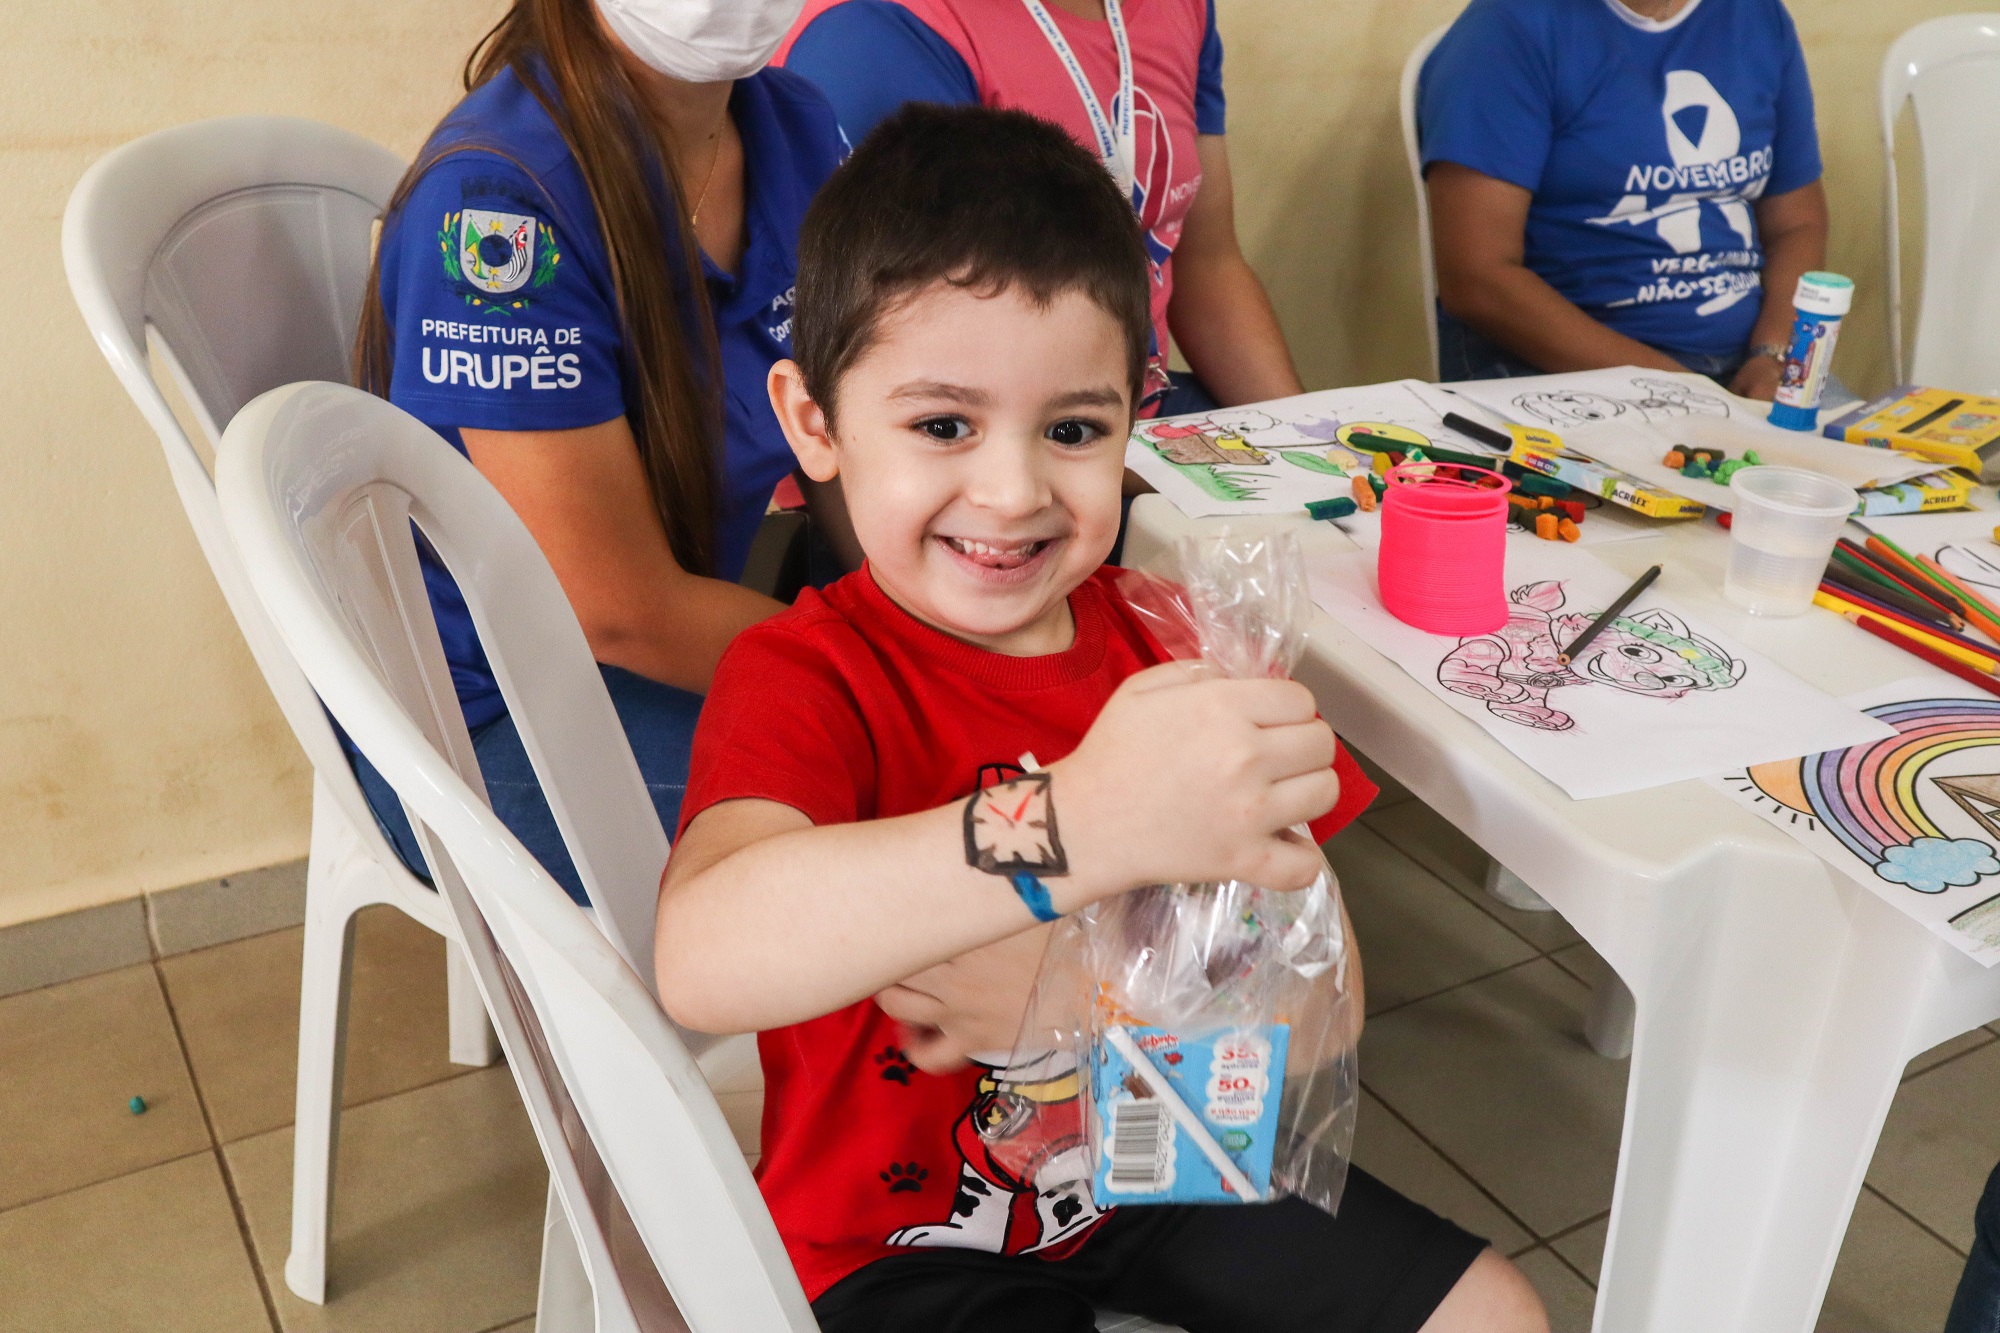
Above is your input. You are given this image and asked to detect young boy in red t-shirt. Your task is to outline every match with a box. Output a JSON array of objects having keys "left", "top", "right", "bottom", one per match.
[{"left": 657, "top": 104, "right": 1547, "bottom": 1333}]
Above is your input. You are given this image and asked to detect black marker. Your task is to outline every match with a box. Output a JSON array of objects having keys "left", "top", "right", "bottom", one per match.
[
  {"left": 1443, "top": 411, "right": 1515, "bottom": 452},
  {"left": 1558, "top": 565, "right": 1663, "bottom": 666}
]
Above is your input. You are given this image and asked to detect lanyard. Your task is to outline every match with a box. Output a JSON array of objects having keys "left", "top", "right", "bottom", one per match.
[{"left": 1020, "top": 0, "right": 1135, "bottom": 198}]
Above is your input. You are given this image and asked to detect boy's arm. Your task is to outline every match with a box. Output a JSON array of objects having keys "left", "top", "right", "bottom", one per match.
[{"left": 655, "top": 661, "right": 1340, "bottom": 1035}]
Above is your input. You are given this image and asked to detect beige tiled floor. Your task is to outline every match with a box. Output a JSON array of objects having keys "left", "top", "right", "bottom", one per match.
[{"left": 1, "top": 795, "right": 1990, "bottom": 1332}]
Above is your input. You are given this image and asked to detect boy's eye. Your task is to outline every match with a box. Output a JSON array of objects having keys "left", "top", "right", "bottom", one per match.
[
  {"left": 1046, "top": 418, "right": 1104, "bottom": 448},
  {"left": 915, "top": 416, "right": 971, "bottom": 442}
]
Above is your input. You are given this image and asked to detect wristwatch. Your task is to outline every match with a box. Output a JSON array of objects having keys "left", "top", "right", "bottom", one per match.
[{"left": 1749, "top": 342, "right": 1790, "bottom": 363}]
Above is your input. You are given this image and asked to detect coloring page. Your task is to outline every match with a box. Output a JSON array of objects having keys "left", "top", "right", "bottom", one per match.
[
  {"left": 1857, "top": 503, "right": 2000, "bottom": 594},
  {"left": 1126, "top": 381, "right": 1651, "bottom": 545},
  {"left": 1307, "top": 543, "right": 1892, "bottom": 800},
  {"left": 1124, "top": 381, "right": 1490, "bottom": 529},
  {"left": 1709, "top": 679, "right": 2000, "bottom": 966},
  {"left": 1446, "top": 368, "right": 1752, "bottom": 432}
]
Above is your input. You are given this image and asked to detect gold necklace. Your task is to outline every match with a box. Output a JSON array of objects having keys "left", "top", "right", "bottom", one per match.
[{"left": 687, "top": 114, "right": 729, "bottom": 226}]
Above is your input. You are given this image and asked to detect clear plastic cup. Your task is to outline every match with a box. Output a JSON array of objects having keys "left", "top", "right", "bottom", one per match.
[{"left": 1724, "top": 466, "right": 1857, "bottom": 616}]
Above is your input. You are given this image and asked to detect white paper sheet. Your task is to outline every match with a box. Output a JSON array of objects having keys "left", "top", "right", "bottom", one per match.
[
  {"left": 1446, "top": 367, "right": 1772, "bottom": 431},
  {"left": 1447, "top": 369, "right": 1935, "bottom": 508},
  {"left": 1124, "top": 382, "right": 1498, "bottom": 536},
  {"left": 1125, "top": 381, "right": 1654, "bottom": 546},
  {"left": 1708, "top": 678, "right": 2000, "bottom": 966},
  {"left": 1307, "top": 543, "right": 1893, "bottom": 800}
]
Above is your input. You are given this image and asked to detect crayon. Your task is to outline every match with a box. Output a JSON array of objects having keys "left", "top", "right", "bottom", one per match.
[
  {"left": 1535, "top": 513, "right": 1559, "bottom": 541},
  {"left": 1351, "top": 473, "right": 1377, "bottom": 511},
  {"left": 1305, "top": 497, "right": 1357, "bottom": 521},
  {"left": 1558, "top": 518, "right": 1581, "bottom": 542},
  {"left": 1663, "top": 449, "right": 1686, "bottom": 468},
  {"left": 1442, "top": 411, "right": 1515, "bottom": 451}
]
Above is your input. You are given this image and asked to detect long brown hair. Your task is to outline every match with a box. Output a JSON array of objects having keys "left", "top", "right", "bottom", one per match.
[{"left": 355, "top": 0, "right": 722, "bottom": 576}]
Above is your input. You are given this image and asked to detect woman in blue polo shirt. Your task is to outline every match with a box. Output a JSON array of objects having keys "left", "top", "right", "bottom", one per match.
[
  {"left": 351, "top": 0, "right": 849, "bottom": 902},
  {"left": 1418, "top": 0, "right": 1828, "bottom": 399}
]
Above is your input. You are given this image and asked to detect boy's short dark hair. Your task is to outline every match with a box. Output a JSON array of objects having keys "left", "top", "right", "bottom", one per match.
[{"left": 793, "top": 102, "right": 1152, "bottom": 422}]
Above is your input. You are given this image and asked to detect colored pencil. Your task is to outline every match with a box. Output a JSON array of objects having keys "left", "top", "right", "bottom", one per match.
[
  {"left": 1816, "top": 591, "right": 2000, "bottom": 672},
  {"left": 1853, "top": 615, "right": 2000, "bottom": 699},
  {"left": 1838, "top": 536, "right": 1965, "bottom": 614},
  {"left": 1558, "top": 564, "right": 1662, "bottom": 665},
  {"left": 1816, "top": 580, "right": 1993, "bottom": 655},
  {"left": 1822, "top": 562, "right": 1956, "bottom": 628},
  {"left": 1916, "top": 553, "right": 2000, "bottom": 636},
  {"left": 1830, "top": 545, "right": 1966, "bottom": 625},
  {"left": 1866, "top": 533, "right": 1980, "bottom": 612}
]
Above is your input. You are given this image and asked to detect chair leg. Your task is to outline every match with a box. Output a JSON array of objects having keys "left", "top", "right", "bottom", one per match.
[
  {"left": 285, "top": 878, "right": 360, "bottom": 1305},
  {"left": 536, "top": 1182, "right": 595, "bottom": 1333},
  {"left": 446, "top": 942, "right": 501, "bottom": 1068},
  {"left": 1587, "top": 970, "right": 1637, "bottom": 1060}
]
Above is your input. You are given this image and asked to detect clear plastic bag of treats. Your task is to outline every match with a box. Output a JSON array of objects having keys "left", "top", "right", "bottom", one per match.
[{"left": 980, "top": 531, "right": 1359, "bottom": 1220}]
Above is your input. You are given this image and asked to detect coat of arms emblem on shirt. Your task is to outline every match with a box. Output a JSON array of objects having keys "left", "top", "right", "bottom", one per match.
[{"left": 439, "top": 209, "right": 560, "bottom": 310}]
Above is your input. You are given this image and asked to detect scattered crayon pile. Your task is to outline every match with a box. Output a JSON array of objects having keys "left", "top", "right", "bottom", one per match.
[
  {"left": 1507, "top": 493, "right": 1581, "bottom": 542},
  {"left": 1662, "top": 445, "right": 1762, "bottom": 484}
]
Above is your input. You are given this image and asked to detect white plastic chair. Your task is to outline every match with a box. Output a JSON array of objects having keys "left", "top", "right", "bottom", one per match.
[
  {"left": 1399, "top": 23, "right": 1453, "bottom": 381},
  {"left": 216, "top": 380, "right": 1180, "bottom": 1330},
  {"left": 1881, "top": 15, "right": 2000, "bottom": 392},
  {"left": 60, "top": 116, "right": 501, "bottom": 1306}
]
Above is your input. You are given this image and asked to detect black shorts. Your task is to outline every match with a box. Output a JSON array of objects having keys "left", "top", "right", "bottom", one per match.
[{"left": 811, "top": 1165, "right": 1488, "bottom": 1333}]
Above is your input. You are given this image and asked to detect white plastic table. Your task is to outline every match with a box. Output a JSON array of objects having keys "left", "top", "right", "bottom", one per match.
[{"left": 1124, "top": 494, "right": 2000, "bottom": 1333}]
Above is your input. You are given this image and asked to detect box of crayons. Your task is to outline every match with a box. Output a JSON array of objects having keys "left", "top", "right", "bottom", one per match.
[
  {"left": 1850, "top": 469, "right": 1976, "bottom": 517},
  {"left": 1822, "top": 386, "right": 2000, "bottom": 481},
  {"left": 1505, "top": 425, "right": 1706, "bottom": 520}
]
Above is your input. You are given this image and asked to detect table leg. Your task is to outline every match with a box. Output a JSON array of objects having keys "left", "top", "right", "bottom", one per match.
[{"left": 1594, "top": 850, "right": 1945, "bottom": 1332}]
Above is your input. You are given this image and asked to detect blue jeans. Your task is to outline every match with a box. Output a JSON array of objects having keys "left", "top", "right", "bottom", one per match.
[
  {"left": 346, "top": 663, "right": 701, "bottom": 905},
  {"left": 1436, "top": 309, "right": 1747, "bottom": 385},
  {"left": 1948, "top": 1161, "right": 2000, "bottom": 1332}
]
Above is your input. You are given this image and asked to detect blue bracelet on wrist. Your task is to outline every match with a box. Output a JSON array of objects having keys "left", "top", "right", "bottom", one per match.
[{"left": 1008, "top": 871, "right": 1061, "bottom": 923}]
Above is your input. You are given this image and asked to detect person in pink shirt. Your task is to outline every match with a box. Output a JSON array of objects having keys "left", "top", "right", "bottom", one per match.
[{"left": 779, "top": 0, "right": 1302, "bottom": 417}]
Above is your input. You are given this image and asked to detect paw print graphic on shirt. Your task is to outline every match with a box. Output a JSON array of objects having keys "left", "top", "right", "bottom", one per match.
[
  {"left": 874, "top": 1046, "right": 916, "bottom": 1085},
  {"left": 881, "top": 1162, "right": 928, "bottom": 1194}
]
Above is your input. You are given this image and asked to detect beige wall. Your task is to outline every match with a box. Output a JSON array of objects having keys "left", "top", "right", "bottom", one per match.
[{"left": 0, "top": 0, "right": 1973, "bottom": 928}]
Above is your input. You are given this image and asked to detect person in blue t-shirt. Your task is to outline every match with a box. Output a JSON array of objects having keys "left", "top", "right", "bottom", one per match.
[
  {"left": 350, "top": 0, "right": 853, "bottom": 903},
  {"left": 1418, "top": 0, "right": 1827, "bottom": 399}
]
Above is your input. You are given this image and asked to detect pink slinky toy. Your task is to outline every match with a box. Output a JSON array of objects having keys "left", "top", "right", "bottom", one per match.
[{"left": 1377, "top": 462, "right": 1511, "bottom": 634}]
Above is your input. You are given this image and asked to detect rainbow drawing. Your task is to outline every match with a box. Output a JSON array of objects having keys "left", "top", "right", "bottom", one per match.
[{"left": 1742, "top": 697, "right": 2000, "bottom": 894}]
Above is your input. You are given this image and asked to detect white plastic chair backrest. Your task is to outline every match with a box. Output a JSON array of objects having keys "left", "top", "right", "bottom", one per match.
[
  {"left": 1399, "top": 23, "right": 1452, "bottom": 380},
  {"left": 1881, "top": 15, "right": 2000, "bottom": 391},
  {"left": 62, "top": 115, "right": 409, "bottom": 860},
  {"left": 217, "top": 382, "right": 814, "bottom": 1333}
]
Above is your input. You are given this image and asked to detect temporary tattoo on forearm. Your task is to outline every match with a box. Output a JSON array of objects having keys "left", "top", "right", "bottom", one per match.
[{"left": 964, "top": 773, "right": 1068, "bottom": 876}]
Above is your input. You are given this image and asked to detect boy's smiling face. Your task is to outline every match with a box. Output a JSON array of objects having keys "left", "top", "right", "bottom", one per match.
[{"left": 772, "top": 280, "right": 1133, "bottom": 655}]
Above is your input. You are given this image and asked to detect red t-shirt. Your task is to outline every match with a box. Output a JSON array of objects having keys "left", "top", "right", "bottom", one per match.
[{"left": 677, "top": 566, "right": 1375, "bottom": 1300}]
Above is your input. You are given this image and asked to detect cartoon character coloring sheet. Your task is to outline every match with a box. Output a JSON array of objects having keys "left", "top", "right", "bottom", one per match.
[
  {"left": 1710, "top": 680, "right": 2000, "bottom": 966},
  {"left": 1307, "top": 542, "right": 1892, "bottom": 799},
  {"left": 1446, "top": 368, "right": 1745, "bottom": 432}
]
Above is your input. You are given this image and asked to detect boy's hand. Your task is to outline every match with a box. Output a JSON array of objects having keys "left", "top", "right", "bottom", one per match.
[
  {"left": 874, "top": 925, "right": 1053, "bottom": 1074},
  {"left": 1054, "top": 661, "right": 1337, "bottom": 897}
]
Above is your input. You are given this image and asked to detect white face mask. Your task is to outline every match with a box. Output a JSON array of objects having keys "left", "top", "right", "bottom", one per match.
[{"left": 595, "top": 0, "right": 805, "bottom": 83}]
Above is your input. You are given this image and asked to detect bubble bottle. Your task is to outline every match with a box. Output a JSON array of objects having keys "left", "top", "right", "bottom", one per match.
[{"left": 1767, "top": 271, "right": 1854, "bottom": 432}]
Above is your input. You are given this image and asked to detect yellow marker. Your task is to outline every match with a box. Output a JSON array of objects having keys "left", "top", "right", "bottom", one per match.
[{"left": 1814, "top": 590, "right": 2000, "bottom": 673}]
